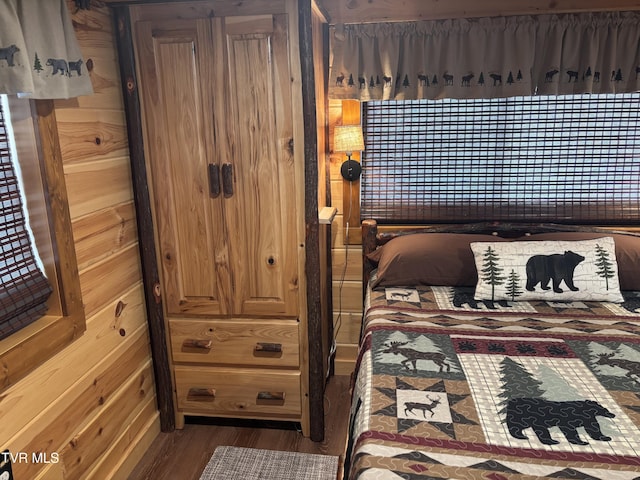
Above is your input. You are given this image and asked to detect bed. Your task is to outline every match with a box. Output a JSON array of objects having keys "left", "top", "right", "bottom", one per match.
[{"left": 344, "top": 219, "right": 640, "bottom": 480}]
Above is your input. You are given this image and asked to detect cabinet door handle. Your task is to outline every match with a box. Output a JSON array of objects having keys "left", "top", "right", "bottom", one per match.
[
  {"left": 187, "top": 387, "right": 216, "bottom": 401},
  {"left": 208, "top": 164, "right": 221, "bottom": 198},
  {"left": 222, "top": 163, "right": 234, "bottom": 198},
  {"left": 256, "top": 391, "right": 285, "bottom": 405},
  {"left": 182, "top": 339, "right": 212, "bottom": 350}
]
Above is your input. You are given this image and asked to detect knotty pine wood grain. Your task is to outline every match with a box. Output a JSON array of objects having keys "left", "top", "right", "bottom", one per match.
[
  {"left": 55, "top": 109, "right": 130, "bottom": 164},
  {"left": 174, "top": 367, "right": 302, "bottom": 418},
  {"left": 59, "top": 363, "right": 156, "bottom": 480},
  {"left": 127, "top": 375, "right": 351, "bottom": 480},
  {"left": 169, "top": 319, "right": 300, "bottom": 367},
  {"left": 72, "top": 202, "right": 138, "bottom": 270},
  {"left": 13, "top": 333, "right": 152, "bottom": 480},
  {"left": 332, "top": 248, "right": 363, "bottom": 281},
  {"left": 2, "top": 285, "right": 148, "bottom": 448},
  {"left": 79, "top": 243, "right": 142, "bottom": 319},
  {"left": 64, "top": 157, "right": 134, "bottom": 220},
  {"left": 35, "top": 368, "right": 156, "bottom": 480},
  {"left": 332, "top": 281, "right": 362, "bottom": 315},
  {"left": 333, "top": 311, "right": 362, "bottom": 346},
  {"left": 85, "top": 405, "right": 160, "bottom": 480}
]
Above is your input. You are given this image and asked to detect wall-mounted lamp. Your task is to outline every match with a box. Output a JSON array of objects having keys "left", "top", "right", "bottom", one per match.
[{"left": 334, "top": 125, "right": 364, "bottom": 181}]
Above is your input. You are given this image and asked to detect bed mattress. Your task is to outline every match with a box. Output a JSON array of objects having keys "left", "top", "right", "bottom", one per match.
[{"left": 345, "top": 281, "right": 640, "bottom": 480}]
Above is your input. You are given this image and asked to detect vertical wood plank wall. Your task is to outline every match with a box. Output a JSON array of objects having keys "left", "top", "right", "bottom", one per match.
[{"left": 0, "top": 3, "right": 158, "bottom": 479}]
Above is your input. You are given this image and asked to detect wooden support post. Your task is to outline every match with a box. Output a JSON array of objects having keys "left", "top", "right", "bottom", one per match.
[
  {"left": 298, "top": 0, "right": 325, "bottom": 442},
  {"left": 111, "top": 5, "right": 175, "bottom": 432}
]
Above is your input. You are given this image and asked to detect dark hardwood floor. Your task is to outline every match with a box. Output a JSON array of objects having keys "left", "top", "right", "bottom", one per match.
[{"left": 128, "top": 375, "right": 352, "bottom": 480}]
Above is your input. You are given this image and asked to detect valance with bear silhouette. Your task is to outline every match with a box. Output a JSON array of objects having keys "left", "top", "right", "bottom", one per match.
[
  {"left": 0, "top": 0, "right": 93, "bottom": 99},
  {"left": 329, "top": 12, "right": 640, "bottom": 100}
]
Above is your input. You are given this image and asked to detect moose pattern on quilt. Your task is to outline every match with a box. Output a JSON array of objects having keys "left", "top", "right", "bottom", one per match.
[{"left": 346, "top": 285, "right": 640, "bottom": 479}]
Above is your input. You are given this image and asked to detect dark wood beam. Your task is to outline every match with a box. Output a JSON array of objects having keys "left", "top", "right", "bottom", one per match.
[
  {"left": 111, "top": 5, "right": 175, "bottom": 432},
  {"left": 299, "top": 0, "right": 325, "bottom": 442}
]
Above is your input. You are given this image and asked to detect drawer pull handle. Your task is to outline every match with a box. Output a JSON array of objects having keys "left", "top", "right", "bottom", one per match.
[
  {"left": 254, "top": 342, "right": 282, "bottom": 353},
  {"left": 182, "top": 339, "right": 212, "bottom": 350},
  {"left": 256, "top": 391, "right": 285, "bottom": 406},
  {"left": 254, "top": 343, "right": 283, "bottom": 358},
  {"left": 187, "top": 388, "right": 216, "bottom": 401}
]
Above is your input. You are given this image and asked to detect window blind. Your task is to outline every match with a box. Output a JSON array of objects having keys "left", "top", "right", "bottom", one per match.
[
  {"left": 0, "top": 100, "right": 52, "bottom": 340},
  {"left": 361, "top": 94, "right": 640, "bottom": 224}
]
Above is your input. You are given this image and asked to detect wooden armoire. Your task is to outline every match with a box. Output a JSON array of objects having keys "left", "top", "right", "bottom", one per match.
[{"left": 111, "top": 0, "right": 331, "bottom": 441}]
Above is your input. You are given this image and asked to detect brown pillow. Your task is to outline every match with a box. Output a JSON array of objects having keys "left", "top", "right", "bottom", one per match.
[
  {"left": 525, "top": 232, "right": 640, "bottom": 291},
  {"left": 368, "top": 233, "right": 508, "bottom": 288}
]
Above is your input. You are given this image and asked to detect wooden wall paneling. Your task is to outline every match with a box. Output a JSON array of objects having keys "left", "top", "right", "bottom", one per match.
[
  {"left": 332, "top": 248, "right": 363, "bottom": 281},
  {"left": 54, "top": 109, "right": 130, "bottom": 164},
  {"left": 333, "top": 312, "right": 361, "bottom": 345},
  {"left": 38, "top": 393, "right": 158, "bottom": 480},
  {"left": 78, "top": 243, "right": 142, "bottom": 319},
  {"left": 332, "top": 281, "right": 363, "bottom": 312},
  {"left": 318, "top": 0, "right": 640, "bottom": 24},
  {"left": 71, "top": 202, "right": 138, "bottom": 270},
  {"left": 63, "top": 157, "right": 134, "bottom": 219},
  {"left": 57, "top": 362, "right": 156, "bottom": 480},
  {"left": 329, "top": 98, "right": 363, "bottom": 373},
  {"left": 85, "top": 406, "right": 161, "bottom": 480},
  {"left": 111, "top": 4, "right": 175, "bottom": 433},
  {"left": 11, "top": 327, "right": 150, "bottom": 479},
  {"left": 2, "top": 283, "right": 147, "bottom": 439}
]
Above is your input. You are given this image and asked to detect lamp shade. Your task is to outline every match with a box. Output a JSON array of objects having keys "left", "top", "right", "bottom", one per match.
[{"left": 334, "top": 125, "right": 364, "bottom": 153}]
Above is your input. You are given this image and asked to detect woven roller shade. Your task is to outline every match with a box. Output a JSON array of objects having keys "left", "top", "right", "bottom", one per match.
[
  {"left": 0, "top": 101, "right": 52, "bottom": 340},
  {"left": 361, "top": 93, "right": 640, "bottom": 224}
]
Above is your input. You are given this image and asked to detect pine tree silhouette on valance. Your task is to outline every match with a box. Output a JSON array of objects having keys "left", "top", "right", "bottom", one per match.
[{"left": 330, "top": 12, "right": 640, "bottom": 100}]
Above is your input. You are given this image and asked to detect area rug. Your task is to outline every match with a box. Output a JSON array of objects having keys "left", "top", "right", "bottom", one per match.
[{"left": 199, "top": 446, "right": 339, "bottom": 480}]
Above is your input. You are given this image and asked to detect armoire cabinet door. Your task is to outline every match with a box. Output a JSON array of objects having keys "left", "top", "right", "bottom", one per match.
[
  {"left": 136, "top": 19, "right": 232, "bottom": 317},
  {"left": 136, "top": 13, "right": 299, "bottom": 319},
  {"left": 222, "top": 14, "right": 299, "bottom": 317}
]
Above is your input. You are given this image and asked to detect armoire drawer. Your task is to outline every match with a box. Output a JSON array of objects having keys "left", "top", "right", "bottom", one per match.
[
  {"left": 169, "top": 319, "right": 299, "bottom": 367},
  {"left": 174, "top": 366, "right": 301, "bottom": 417}
]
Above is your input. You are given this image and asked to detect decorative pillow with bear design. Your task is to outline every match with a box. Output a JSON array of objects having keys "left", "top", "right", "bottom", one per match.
[{"left": 470, "top": 237, "right": 624, "bottom": 303}]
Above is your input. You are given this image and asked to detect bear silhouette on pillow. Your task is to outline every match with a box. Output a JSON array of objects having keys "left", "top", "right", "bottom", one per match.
[{"left": 525, "top": 251, "right": 585, "bottom": 294}]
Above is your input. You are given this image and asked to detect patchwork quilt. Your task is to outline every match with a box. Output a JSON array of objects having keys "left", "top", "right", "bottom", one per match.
[{"left": 345, "top": 284, "right": 640, "bottom": 480}]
